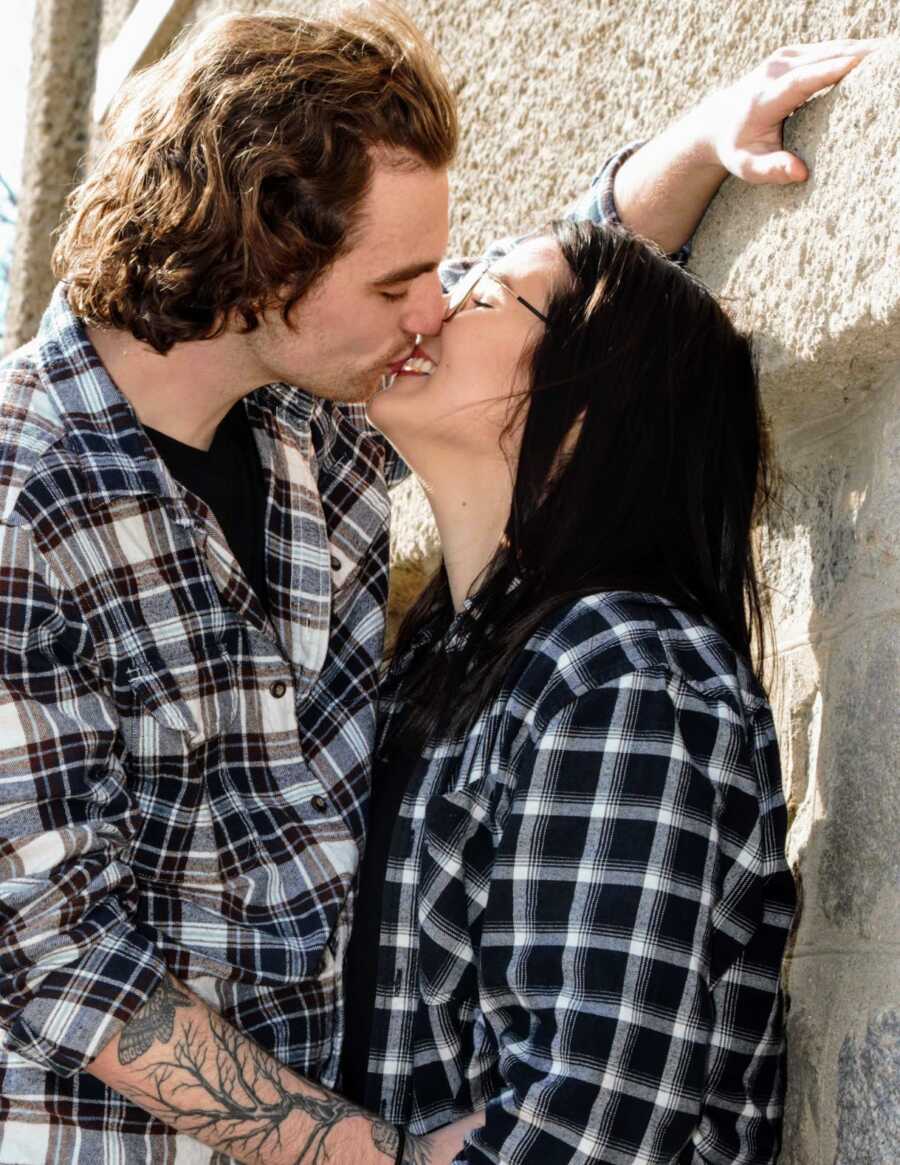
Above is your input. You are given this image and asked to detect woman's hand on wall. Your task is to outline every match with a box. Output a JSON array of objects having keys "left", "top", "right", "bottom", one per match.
[
  {"left": 610, "top": 37, "right": 887, "bottom": 255},
  {"left": 705, "top": 39, "right": 886, "bottom": 184}
]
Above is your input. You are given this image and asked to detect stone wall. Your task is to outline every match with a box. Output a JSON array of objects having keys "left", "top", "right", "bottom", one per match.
[
  {"left": 7, "top": 1, "right": 899, "bottom": 1159},
  {"left": 4, "top": 0, "right": 102, "bottom": 349}
]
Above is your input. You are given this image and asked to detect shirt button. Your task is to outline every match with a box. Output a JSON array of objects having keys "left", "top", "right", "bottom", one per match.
[
  {"left": 331, "top": 555, "right": 341, "bottom": 572},
  {"left": 310, "top": 794, "right": 328, "bottom": 813},
  {"left": 270, "top": 680, "right": 287, "bottom": 698}
]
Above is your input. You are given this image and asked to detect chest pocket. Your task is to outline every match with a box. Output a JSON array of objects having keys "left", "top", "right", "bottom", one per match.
[
  {"left": 120, "top": 641, "right": 238, "bottom": 755},
  {"left": 418, "top": 775, "right": 498, "bottom": 1005}
]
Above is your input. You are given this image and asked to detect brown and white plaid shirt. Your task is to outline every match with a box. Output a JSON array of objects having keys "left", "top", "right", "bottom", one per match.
[{"left": 0, "top": 283, "right": 404, "bottom": 1163}]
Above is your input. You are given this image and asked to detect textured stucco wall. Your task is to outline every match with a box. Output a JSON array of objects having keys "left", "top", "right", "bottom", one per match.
[
  {"left": 7, "top": 2, "right": 900, "bottom": 1160},
  {"left": 4, "top": 0, "right": 102, "bottom": 351}
]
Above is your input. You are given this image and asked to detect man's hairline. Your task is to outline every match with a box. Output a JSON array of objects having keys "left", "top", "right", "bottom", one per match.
[
  {"left": 256, "top": 144, "right": 448, "bottom": 324},
  {"left": 343, "top": 144, "right": 450, "bottom": 289}
]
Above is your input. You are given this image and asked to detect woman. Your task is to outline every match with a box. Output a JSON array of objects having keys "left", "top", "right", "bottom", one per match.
[{"left": 343, "top": 220, "right": 796, "bottom": 1164}]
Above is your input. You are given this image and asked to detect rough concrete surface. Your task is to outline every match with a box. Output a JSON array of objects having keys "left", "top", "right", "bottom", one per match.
[
  {"left": 781, "top": 993, "right": 827, "bottom": 1165},
  {"left": 815, "top": 619, "right": 899, "bottom": 936},
  {"left": 384, "top": 4, "right": 900, "bottom": 588},
  {"left": 771, "top": 641, "right": 824, "bottom": 843},
  {"left": 5, "top": 0, "right": 102, "bottom": 351},
  {"left": 386, "top": 474, "right": 443, "bottom": 634},
  {"left": 783, "top": 956, "right": 899, "bottom": 1164},
  {"left": 835, "top": 1010, "right": 900, "bottom": 1165},
  {"left": 764, "top": 367, "right": 900, "bottom": 648},
  {"left": 771, "top": 375, "right": 899, "bottom": 1163},
  {"left": 93, "top": 0, "right": 197, "bottom": 125},
  {"left": 7, "top": 2, "right": 900, "bottom": 1161},
  {"left": 98, "top": 0, "right": 138, "bottom": 47},
  {"left": 692, "top": 46, "right": 900, "bottom": 431}
]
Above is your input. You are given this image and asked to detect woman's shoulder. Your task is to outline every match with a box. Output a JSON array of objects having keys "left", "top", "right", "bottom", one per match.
[{"left": 515, "top": 590, "right": 766, "bottom": 723}]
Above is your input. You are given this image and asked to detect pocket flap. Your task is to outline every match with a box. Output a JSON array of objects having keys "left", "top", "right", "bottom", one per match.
[
  {"left": 123, "top": 643, "right": 237, "bottom": 744},
  {"left": 125, "top": 661, "right": 200, "bottom": 737}
]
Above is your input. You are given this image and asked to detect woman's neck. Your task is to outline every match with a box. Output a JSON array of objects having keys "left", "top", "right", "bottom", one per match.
[{"left": 423, "top": 465, "right": 512, "bottom": 613}]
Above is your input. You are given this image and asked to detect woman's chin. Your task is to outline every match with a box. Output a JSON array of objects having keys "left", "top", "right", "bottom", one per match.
[{"left": 366, "top": 370, "right": 433, "bottom": 433}]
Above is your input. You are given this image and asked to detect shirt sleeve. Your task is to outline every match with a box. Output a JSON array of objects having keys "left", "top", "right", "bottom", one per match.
[
  {"left": 0, "top": 521, "right": 168, "bottom": 1078},
  {"left": 563, "top": 141, "right": 692, "bottom": 266},
  {"left": 455, "top": 667, "right": 785, "bottom": 1165},
  {"left": 439, "top": 142, "right": 691, "bottom": 294}
]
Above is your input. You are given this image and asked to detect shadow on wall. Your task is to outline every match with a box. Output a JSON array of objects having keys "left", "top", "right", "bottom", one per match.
[{"left": 767, "top": 364, "right": 900, "bottom": 1164}]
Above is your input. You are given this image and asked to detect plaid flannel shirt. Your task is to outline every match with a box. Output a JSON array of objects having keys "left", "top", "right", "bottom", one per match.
[
  {"left": 0, "top": 282, "right": 409, "bottom": 1163},
  {"left": 363, "top": 590, "right": 796, "bottom": 1165},
  {"left": 0, "top": 144, "right": 673, "bottom": 1164}
]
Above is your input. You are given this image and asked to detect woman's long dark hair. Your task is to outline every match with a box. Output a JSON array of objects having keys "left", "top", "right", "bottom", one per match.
[{"left": 391, "top": 219, "right": 774, "bottom": 747}]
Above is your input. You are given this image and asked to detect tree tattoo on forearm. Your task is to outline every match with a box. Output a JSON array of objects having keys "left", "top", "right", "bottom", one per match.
[
  {"left": 118, "top": 978, "right": 193, "bottom": 1063},
  {"left": 114, "top": 980, "right": 431, "bottom": 1163}
]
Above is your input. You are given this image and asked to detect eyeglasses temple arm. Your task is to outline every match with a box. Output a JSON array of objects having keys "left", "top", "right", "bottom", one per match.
[{"left": 516, "top": 297, "right": 549, "bottom": 325}]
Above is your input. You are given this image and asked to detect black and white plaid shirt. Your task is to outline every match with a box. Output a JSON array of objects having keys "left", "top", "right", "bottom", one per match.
[{"left": 363, "top": 590, "right": 796, "bottom": 1164}]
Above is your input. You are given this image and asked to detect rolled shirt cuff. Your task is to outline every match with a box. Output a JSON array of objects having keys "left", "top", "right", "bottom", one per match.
[{"left": 5, "top": 910, "right": 168, "bottom": 1078}]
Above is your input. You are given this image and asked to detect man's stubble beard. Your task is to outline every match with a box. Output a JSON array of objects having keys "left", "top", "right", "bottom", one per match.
[{"left": 294, "top": 364, "right": 387, "bottom": 406}]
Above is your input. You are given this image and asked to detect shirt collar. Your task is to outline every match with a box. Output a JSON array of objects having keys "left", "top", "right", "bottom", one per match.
[
  {"left": 34, "top": 286, "right": 319, "bottom": 510},
  {"left": 35, "top": 285, "right": 177, "bottom": 506},
  {"left": 443, "top": 571, "right": 524, "bottom": 652},
  {"left": 389, "top": 570, "right": 524, "bottom": 679},
  {"left": 252, "top": 380, "right": 317, "bottom": 430}
]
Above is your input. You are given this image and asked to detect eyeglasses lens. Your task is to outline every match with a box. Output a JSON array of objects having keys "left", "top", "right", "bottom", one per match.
[{"left": 444, "top": 264, "right": 486, "bottom": 321}]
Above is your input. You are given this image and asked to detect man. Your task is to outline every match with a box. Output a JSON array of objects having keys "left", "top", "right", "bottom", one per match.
[{"left": 0, "top": 6, "right": 875, "bottom": 1162}]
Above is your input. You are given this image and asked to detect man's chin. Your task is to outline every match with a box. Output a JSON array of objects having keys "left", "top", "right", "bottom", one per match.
[
  {"left": 296, "top": 366, "right": 388, "bottom": 405},
  {"left": 354, "top": 371, "right": 393, "bottom": 404}
]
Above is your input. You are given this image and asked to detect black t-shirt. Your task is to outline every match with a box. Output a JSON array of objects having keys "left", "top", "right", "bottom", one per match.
[
  {"left": 144, "top": 401, "right": 269, "bottom": 612},
  {"left": 341, "top": 728, "right": 421, "bottom": 1106}
]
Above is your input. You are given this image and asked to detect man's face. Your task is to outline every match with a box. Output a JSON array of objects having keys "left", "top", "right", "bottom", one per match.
[{"left": 245, "top": 152, "right": 450, "bottom": 403}]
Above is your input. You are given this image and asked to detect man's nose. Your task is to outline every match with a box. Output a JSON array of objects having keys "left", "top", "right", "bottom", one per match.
[{"left": 401, "top": 274, "right": 446, "bottom": 338}]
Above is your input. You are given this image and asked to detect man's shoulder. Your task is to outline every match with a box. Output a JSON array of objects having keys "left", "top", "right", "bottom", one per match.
[{"left": 0, "top": 339, "right": 70, "bottom": 525}]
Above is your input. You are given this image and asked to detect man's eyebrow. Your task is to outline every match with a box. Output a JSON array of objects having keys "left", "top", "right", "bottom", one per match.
[{"left": 370, "top": 260, "right": 440, "bottom": 287}]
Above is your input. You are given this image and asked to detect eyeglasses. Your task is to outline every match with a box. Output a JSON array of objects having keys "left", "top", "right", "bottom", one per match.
[{"left": 443, "top": 261, "right": 550, "bottom": 325}]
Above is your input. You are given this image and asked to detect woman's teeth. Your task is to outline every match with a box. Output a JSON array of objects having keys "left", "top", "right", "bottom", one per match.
[{"left": 399, "top": 356, "right": 436, "bottom": 375}]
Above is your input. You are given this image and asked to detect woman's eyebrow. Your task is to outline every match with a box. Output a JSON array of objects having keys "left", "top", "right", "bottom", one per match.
[{"left": 488, "top": 270, "right": 518, "bottom": 293}]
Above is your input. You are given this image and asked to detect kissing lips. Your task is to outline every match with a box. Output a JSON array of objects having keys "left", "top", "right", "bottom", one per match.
[{"left": 388, "top": 344, "right": 438, "bottom": 378}]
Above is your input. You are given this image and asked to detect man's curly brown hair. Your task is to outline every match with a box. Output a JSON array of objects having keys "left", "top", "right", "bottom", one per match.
[{"left": 53, "top": 5, "right": 459, "bottom": 354}]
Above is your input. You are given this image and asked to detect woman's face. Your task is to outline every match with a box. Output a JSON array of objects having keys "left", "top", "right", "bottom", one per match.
[{"left": 366, "top": 235, "right": 566, "bottom": 478}]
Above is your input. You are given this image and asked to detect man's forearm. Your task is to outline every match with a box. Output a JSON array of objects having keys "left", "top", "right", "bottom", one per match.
[
  {"left": 87, "top": 975, "right": 425, "bottom": 1164},
  {"left": 612, "top": 104, "right": 727, "bottom": 255}
]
